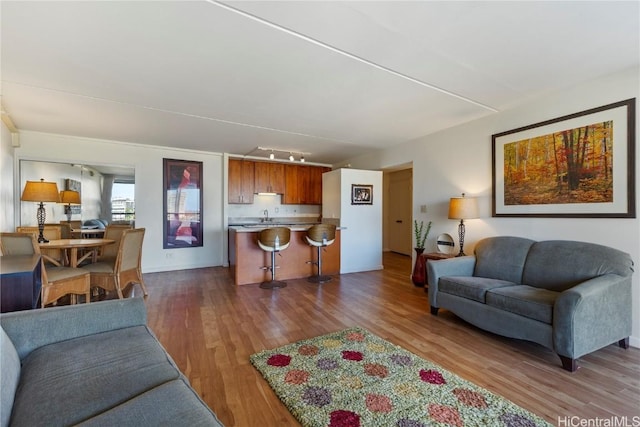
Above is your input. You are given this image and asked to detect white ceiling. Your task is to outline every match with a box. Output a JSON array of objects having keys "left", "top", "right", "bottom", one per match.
[{"left": 2, "top": 1, "right": 638, "bottom": 166}]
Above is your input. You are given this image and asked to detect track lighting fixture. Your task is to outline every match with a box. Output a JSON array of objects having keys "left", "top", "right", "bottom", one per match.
[{"left": 249, "top": 147, "right": 310, "bottom": 163}]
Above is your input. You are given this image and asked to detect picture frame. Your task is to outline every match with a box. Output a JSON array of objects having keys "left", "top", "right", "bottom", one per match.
[
  {"left": 492, "top": 98, "right": 635, "bottom": 218},
  {"left": 351, "top": 184, "right": 373, "bottom": 205},
  {"left": 163, "top": 158, "right": 203, "bottom": 248}
]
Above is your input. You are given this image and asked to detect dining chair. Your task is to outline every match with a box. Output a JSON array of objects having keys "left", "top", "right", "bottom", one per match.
[
  {"left": 58, "top": 222, "right": 72, "bottom": 239},
  {"left": 0, "top": 231, "right": 91, "bottom": 307},
  {"left": 98, "top": 224, "right": 132, "bottom": 262},
  {"left": 16, "top": 225, "right": 65, "bottom": 266},
  {"left": 81, "top": 228, "right": 148, "bottom": 299},
  {"left": 61, "top": 220, "right": 82, "bottom": 230},
  {"left": 0, "top": 232, "right": 39, "bottom": 255},
  {"left": 41, "top": 262, "right": 91, "bottom": 307}
]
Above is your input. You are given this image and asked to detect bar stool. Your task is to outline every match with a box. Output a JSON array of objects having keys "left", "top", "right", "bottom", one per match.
[
  {"left": 258, "top": 227, "right": 291, "bottom": 289},
  {"left": 305, "top": 224, "right": 336, "bottom": 283}
]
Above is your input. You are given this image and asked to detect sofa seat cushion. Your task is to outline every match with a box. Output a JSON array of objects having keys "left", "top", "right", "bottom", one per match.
[
  {"left": 10, "top": 326, "right": 180, "bottom": 427},
  {"left": 439, "top": 276, "right": 516, "bottom": 303},
  {"left": 76, "top": 379, "right": 223, "bottom": 426},
  {"left": 486, "top": 285, "right": 559, "bottom": 324}
]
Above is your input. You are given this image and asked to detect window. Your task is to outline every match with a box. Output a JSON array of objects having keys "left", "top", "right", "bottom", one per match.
[{"left": 111, "top": 181, "right": 135, "bottom": 222}]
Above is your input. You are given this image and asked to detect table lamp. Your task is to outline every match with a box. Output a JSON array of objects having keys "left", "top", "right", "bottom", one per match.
[
  {"left": 448, "top": 193, "right": 478, "bottom": 257},
  {"left": 59, "top": 190, "right": 81, "bottom": 222},
  {"left": 20, "top": 179, "right": 60, "bottom": 242}
]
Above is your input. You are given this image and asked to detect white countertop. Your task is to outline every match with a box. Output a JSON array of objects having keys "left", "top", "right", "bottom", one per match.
[
  {"left": 230, "top": 225, "right": 315, "bottom": 232},
  {"left": 229, "top": 224, "right": 344, "bottom": 233}
]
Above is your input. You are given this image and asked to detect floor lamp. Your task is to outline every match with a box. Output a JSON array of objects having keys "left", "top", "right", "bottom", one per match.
[
  {"left": 59, "top": 190, "right": 81, "bottom": 222},
  {"left": 448, "top": 193, "right": 478, "bottom": 257},
  {"left": 21, "top": 179, "right": 60, "bottom": 243}
]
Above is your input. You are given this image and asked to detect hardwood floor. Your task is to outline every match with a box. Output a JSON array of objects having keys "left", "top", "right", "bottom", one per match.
[{"left": 141, "top": 252, "right": 640, "bottom": 426}]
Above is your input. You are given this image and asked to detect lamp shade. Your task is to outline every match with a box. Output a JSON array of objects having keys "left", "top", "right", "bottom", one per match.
[
  {"left": 59, "top": 190, "right": 81, "bottom": 205},
  {"left": 448, "top": 195, "right": 479, "bottom": 220},
  {"left": 21, "top": 180, "right": 60, "bottom": 202}
]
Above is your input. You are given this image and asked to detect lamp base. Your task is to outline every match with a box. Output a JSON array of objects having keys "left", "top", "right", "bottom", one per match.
[
  {"left": 36, "top": 202, "right": 49, "bottom": 243},
  {"left": 65, "top": 204, "right": 72, "bottom": 223},
  {"left": 456, "top": 219, "right": 466, "bottom": 257}
]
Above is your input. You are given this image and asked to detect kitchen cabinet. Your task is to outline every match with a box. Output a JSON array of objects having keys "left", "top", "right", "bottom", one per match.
[
  {"left": 309, "top": 166, "right": 330, "bottom": 204},
  {"left": 284, "top": 165, "right": 329, "bottom": 205},
  {"left": 254, "top": 161, "right": 285, "bottom": 194},
  {"left": 284, "top": 164, "right": 306, "bottom": 204},
  {"left": 228, "top": 159, "right": 254, "bottom": 204}
]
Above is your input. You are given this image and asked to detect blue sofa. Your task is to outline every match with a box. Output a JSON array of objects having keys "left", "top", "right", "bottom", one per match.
[
  {"left": 1, "top": 298, "right": 224, "bottom": 426},
  {"left": 427, "top": 236, "right": 634, "bottom": 371}
]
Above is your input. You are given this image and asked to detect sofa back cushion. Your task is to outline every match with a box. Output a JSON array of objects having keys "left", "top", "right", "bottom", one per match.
[
  {"left": 473, "top": 236, "right": 535, "bottom": 284},
  {"left": 1, "top": 327, "right": 20, "bottom": 427},
  {"left": 523, "top": 240, "right": 633, "bottom": 291}
]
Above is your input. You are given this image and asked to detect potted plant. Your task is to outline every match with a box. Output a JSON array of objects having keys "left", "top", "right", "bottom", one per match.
[{"left": 412, "top": 219, "right": 432, "bottom": 286}]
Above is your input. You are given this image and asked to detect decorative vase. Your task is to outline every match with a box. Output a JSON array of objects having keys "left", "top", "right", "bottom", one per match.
[{"left": 411, "top": 247, "right": 426, "bottom": 286}]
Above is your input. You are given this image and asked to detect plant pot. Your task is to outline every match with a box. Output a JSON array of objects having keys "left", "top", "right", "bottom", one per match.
[{"left": 411, "top": 247, "right": 426, "bottom": 286}]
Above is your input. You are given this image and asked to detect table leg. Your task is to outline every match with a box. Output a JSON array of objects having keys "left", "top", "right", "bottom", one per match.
[{"left": 69, "top": 248, "right": 78, "bottom": 268}]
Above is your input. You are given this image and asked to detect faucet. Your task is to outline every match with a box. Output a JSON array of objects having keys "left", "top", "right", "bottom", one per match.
[{"left": 263, "top": 209, "right": 269, "bottom": 222}]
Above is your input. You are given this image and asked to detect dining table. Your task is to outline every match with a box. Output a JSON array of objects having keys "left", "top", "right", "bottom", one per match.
[{"left": 39, "top": 238, "right": 115, "bottom": 268}]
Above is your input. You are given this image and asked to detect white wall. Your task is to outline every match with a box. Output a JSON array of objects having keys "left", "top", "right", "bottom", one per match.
[
  {"left": 323, "top": 168, "right": 383, "bottom": 273},
  {"left": 1, "top": 122, "right": 15, "bottom": 232},
  {"left": 14, "top": 132, "right": 225, "bottom": 273},
  {"left": 347, "top": 67, "right": 640, "bottom": 347}
]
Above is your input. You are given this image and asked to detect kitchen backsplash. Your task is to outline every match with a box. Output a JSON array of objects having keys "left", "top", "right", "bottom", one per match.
[{"left": 227, "top": 194, "right": 321, "bottom": 220}]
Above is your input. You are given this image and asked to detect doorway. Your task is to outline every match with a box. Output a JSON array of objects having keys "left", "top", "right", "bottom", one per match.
[{"left": 385, "top": 168, "right": 413, "bottom": 256}]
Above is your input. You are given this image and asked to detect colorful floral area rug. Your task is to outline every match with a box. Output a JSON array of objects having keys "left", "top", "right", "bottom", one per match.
[{"left": 250, "top": 327, "right": 552, "bottom": 427}]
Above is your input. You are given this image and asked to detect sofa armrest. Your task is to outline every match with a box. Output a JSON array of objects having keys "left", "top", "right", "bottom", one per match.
[
  {"left": 427, "top": 255, "right": 476, "bottom": 307},
  {"left": 0, "top": 298, "right": 147, "bottom": 360},
  {"left": 553, "top": 274, "right": 632, "bottom": 359}
]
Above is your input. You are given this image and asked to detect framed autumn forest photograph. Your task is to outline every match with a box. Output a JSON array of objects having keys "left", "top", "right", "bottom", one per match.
[{"left": 492, "top": 98, "right": 635, "bottom": 218}]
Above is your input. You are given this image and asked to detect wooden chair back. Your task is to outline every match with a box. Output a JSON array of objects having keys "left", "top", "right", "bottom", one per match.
[
  {"left": 16, "top": 226, "right": 64, "bottom": 266},
  {"left": 0, "top": 232, "right": 40, "bottom": 256},
  {"left": 100, "top": 224, "right": 133, "bottom": 261},
  {"left": 61, "top": 220, "right": 82, "bottom": 229},
  {"left": 116, "top": 228, "right": 145, "bottom": 272}
]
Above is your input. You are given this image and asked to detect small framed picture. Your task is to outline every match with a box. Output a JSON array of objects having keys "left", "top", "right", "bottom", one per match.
[{"left": 351, "top": 184, "right": 373, "bottom": 205}]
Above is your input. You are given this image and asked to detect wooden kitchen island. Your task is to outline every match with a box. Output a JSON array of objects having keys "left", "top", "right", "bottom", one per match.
[{"left": 228, "top": 226, "right": 340, "bottom": 285}]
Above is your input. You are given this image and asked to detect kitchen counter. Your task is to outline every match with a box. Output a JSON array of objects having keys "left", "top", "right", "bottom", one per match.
[
  {"left": 229, "top": 224, "right": 317, "bottom": 232},
  {"left": 228, "top": 226, "right": 341, "bottom": 285}
]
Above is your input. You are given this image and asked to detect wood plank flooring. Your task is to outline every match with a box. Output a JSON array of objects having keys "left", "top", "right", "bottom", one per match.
[{"left": 140, "top": 252, "right": 640, "bottom": 426}]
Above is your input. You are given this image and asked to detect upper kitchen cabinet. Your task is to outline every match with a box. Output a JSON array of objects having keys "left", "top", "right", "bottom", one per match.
[
  {"left": 284, "top": 164, "right": 306, "bottom": 204},
  {"left": 309, "top": 166, "right": 331, "bottom": 204},
  {"left": 284, "top": 165, "right": 330, "bottom": 205},
  {"left": 254, "top": 161, "right": 285, "bottom": 194},
  {"left": 228, "top": 159, "right": 254, "bottom": 204}
]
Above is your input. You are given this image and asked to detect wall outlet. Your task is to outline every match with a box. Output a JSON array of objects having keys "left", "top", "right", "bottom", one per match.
[
  {"left": 420, "top": 204, "right": 427, "bottom": 213},
  {"left": 166, "top": 253, "right": 173, "bottom": 259}
]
